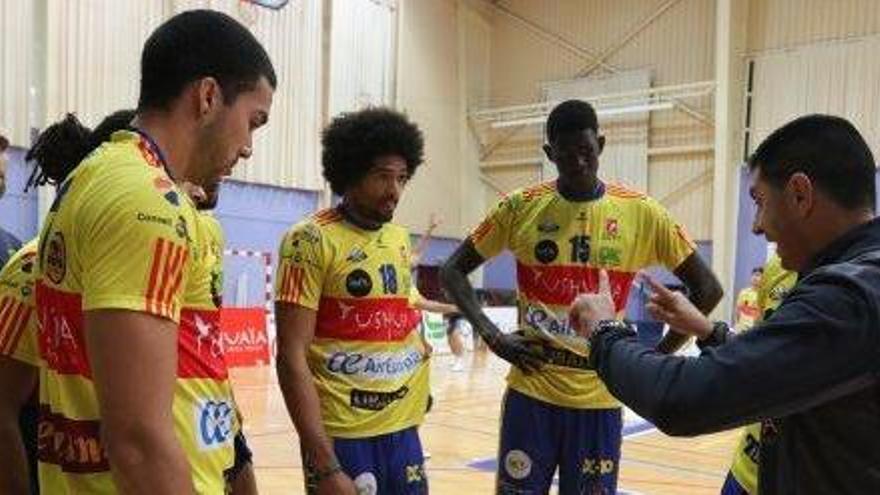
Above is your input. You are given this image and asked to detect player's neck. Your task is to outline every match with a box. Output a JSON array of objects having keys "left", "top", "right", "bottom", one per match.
[
  {"left": 131, "top": 113, "right": 194, "bottom": 182},
  {"left": 338, "top": 202, "right": 384, "bottom": 231},
  {"left": 556, "top": 174, "right": 602, "bottom": 202}
]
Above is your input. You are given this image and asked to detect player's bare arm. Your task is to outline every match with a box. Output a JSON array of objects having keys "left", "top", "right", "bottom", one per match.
[
  {"left": 85, "top": 310, "right": 194, "bottom": 494},
  {"left": 441, "top": 239, "right": 545, "bottom": 373},
  {"left": 656, "top": 253, "right": 723, "bottom": 353},
  {"left": 0, "top": 357, "right": 37, "bottom": 495},
  {"left": 275, "top": 302, "right": 357, "bottom": 495}
]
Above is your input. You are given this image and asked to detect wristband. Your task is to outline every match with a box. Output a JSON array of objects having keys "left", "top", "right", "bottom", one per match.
[
  {"left": 313, "top": 459, "right": 342, "bottom": 484},
  {"left": 696, "top": 321, "right": 730, "bottom": 350}
]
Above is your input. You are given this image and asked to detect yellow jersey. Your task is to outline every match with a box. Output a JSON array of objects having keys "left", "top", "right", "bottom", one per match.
[
  {"left": 0, "top": 239, "right": 39, "bottom": 366},
  {"left": 728, "top": 254, "right": 796, "bottom": 493},
  {"left": 35, "top": 130, "right": 233, "bottom": 493},
  {"left": 470, "top": 181, "right": 695, "bottom": 409},
  {"left": 275, "top": 209, "right": 430, "bottom": 438},
  {"left": 735, "top": 287, "right": 760, "bottom": 331}
]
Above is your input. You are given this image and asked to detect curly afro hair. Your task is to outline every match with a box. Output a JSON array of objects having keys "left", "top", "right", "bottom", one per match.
[{"left": 322, "top": 107, "right": 424, "bottom": 196}]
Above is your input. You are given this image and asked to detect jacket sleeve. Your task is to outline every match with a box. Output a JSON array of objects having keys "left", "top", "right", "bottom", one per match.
[{"left": 592, "top": 266, "right": 880, "bottom": 436}]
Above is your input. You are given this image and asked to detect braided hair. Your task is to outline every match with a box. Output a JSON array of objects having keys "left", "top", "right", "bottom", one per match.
[{"left": 25, "top": 109, "right": 135, "bottom": 191}]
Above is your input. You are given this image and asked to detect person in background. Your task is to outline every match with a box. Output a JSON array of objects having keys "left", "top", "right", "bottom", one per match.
[
  {"left": 0, "top": 125, "right": 22, "bottom": 269},
  {"left": 734, "top": 267, "right": 762, "bottom": 331}
]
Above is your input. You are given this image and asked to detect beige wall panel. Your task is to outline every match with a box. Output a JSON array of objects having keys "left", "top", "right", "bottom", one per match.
[
  {"left": 748, "top": 0, "right": 880, "bottom": 52},
  {"left": 0, "top": 0, "right": 36, "bottom": 147},
  {"left": 460, "top": 4, "right": 494, "bottom": 235},
  {"left": 46, "top": 1, "right": 168, "bottom": 128},
  {"left": 488, "top": 0, "right": 715, "bottom": 107},
  {"left": 174, "top": 0, "right": 324, "bottom": 190},
  {"left": 648, "top": 154, "right": 713, "bottom": 240},
  {"left": 396, "top": 0, "right": 463, "bottom": 237}
]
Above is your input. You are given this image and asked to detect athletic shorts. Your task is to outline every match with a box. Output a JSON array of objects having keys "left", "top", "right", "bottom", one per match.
[
  {"left": 496, "top": 389, "right": 622, "bottom": 495},
  {"left": 304, "top": 426, "right": 428, "bottom": 495}
]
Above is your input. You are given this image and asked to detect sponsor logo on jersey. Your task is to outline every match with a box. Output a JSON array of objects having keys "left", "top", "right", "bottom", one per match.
[
  {"left": 346, "top": 269, "right": 373, "bottom": 297},
  {"left": 597, "top": 247, "right": 622, "bottom": 266},
  {"left": 537, "top": 220, "right": 560, "bottom": 234},
  {"left": 45, "top": 232, "right": 67, "bottom": 284},
  {"left": 347, "top": 248, "right": 368, "bottom": 263},
  {"left": 136, "top": 212, "right": 173, "bottom": 227},
  {"left": 349, "top": 385, "right": 409, "bottom": 411},
  {"left": 326, "top": 349, "right": 424, "bottom": 380},
  {"left": 195, "top": 399, "right": 234, "bottom": 450},
  {"left": 534, "top": 240, "right": 559, "bottom": 264}
]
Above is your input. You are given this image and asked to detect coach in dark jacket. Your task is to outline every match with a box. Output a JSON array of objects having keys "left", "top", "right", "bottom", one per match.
[{"left": 572, "top": 114, "right": 880, "bottom": 494}]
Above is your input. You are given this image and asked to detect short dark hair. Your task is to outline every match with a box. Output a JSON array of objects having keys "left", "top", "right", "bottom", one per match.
[
  {"left": 546, "top": 99, "right": 599, "bottom": 143},
  {"left": 748, "top": 114, "right": 876, "bottom": 211},
  {"left": 138, "top": 10, "right": 276, "bottom": 111},
  {"left": 752, "top": 267, "right": 764, "bottom": 274},
  {"left": 25, "top": 109, "right": 135, "bottom": 190},
  {"left": 321, "top": 107, "right": 424, "bottom": 196}
]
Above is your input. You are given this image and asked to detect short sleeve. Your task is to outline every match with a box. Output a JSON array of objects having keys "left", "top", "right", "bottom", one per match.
[
  {"left": 275, "top": 223, "right": 326, "bottom": 310},
  {"left": 0, "top": 242, "right": 39, "bottom": 366},
  {"left": 645, "top": 198, "right": 696, "bottom": 270},
  {"left": 78, "top": 178, "right": 192, "bottom": 323},
  {"left": 469, "top": 194, "right": 516, "bottom": 260}
]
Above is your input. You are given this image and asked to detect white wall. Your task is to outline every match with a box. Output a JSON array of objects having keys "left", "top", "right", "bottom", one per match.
[{"left": 395, "top": 0, "right": 491, "bottom": 238}]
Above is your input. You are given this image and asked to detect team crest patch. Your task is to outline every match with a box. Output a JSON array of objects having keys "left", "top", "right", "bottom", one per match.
[
  {"left": 504, "top": 450, "right": 532, "bottom": 480},
  {"left": 45, "top": 232, "right": 67, "bottom": 284},
  {"left": 604, "top": 218, "right": 619, "bottom": 238}
]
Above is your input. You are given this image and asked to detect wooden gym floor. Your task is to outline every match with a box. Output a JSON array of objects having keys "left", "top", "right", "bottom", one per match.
[{"left": 231, "top": 350, "right": 737, "bottom": 494}]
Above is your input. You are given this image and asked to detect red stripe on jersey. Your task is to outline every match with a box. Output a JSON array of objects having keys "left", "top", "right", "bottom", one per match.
[
  {"left": 606, "top": 184, "right": 646, "bottom": 199},
  {"left": 315, "top": 297, "right": 421, "bottom": 342},
  {"left": 146, "top": 240, "right": 187, "bottom": 318},
  {"left": 164, "top": 246, "right": 188, "bottom": 316},
  {"left": 470, "top": 220, "right": 494, "bottom": 244},
  {"left": 156, "top": 244, "right": 187, "bottom": 317},
  {"left": 145, "top": 239, "right": 167, "bottom": 314},
  {"left": 280, "top": 265, "right": 291, "bottom": 300},
  {"left": 523, "top": 181, "right": 555, "bottom": 201},
  {"left": 35, "top": 283, "right": 90, "bottom": 376},
  {"left": 137, "top": 138, "right": 161, "bottom": 168},
  {"left": 5, "top": 305, "right": 33, "bottom": 356},
  {"left": 0, "top": 297, "right": 16, "bottom": 352},
  {"left": 178, "top": 308, "right": 228, "bottom": 379},
  {"left": 37, "top": 405, "right": 110, "bottom": 473},
  {"left": 291, "top": 266, "right": 304, "bottom": 302},
  {"left": 280, "top": 265, "right": 304, "bottom": 303},
  {"left": 1, "top": 302, "right": 27, "bottom": 354},
  {"left": 516, "top": 262, "right": 636, "bottom": 310}
]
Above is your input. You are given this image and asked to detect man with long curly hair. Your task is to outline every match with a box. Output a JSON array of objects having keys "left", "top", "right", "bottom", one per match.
[{"left": 275, "top": 107, "right": 432, "bottom": 495}]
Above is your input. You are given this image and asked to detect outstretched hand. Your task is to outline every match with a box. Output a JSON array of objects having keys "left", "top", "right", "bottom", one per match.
[
  {"left": 643, "top": 274, "right": 713, "bottom": 339},
  {"left": 569, "top": 269, "right": 616, "bottom": 339}
]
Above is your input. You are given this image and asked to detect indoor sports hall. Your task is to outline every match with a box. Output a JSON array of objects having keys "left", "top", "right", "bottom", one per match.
[{"left": 1, "top": 1, "right": 879, "bottom": 494}]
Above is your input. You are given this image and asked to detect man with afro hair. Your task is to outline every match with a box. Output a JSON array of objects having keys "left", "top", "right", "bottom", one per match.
[{"left": 275, "top": 107, "right": 435, "bottom": 495}]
